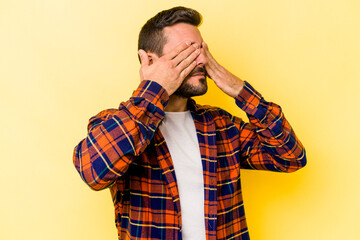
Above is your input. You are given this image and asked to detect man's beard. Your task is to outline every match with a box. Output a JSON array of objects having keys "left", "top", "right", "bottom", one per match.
[{"left": 173, "top": 66, "right": 208, "bottom": 98}]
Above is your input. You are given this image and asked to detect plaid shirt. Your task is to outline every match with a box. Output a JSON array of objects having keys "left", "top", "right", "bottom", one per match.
[{"left": 73, "top": 80, "right": 306, "bottom": 240}]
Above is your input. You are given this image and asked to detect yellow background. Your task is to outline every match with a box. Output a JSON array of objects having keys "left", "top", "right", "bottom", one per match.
[{"left": 1, "top": 0, "right": 359, "bottom": 239}]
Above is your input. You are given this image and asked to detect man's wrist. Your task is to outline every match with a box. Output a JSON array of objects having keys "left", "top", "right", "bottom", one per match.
[
  {"left": 233, "top": 77, "right": 245, "bottom": 97},
  {"left": 235, "top": 81, "right": 264, "bottom": 116},
  {"left": 131, "top": 80, "right": 169, "bottom": 108}
]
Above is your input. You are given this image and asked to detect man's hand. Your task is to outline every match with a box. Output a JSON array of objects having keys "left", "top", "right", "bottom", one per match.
[
  {"left": 201, "top": 42, "right": 245, "bottom": 98},
  {"left": 138, "top": 41, "right": 200, "bottom": 96}
]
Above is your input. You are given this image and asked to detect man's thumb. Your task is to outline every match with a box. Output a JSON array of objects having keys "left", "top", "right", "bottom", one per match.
[{"left": 138, "top": 49, "right": 149, "bottom": 65}]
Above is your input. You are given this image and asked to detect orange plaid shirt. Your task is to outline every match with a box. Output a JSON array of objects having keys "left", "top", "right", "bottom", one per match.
[{"left": 73, "top": 80, "right": 306, "bottom": 239}]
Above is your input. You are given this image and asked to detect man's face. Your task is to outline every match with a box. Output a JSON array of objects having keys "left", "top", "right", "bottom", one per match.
[{"left": 162, "top": 23, "right": 208, "bottom": 98}]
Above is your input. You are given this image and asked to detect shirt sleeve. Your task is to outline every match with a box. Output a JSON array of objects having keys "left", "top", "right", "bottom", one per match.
[
  {"left": 234, "top": 81, "right": 307, "bottom": 172},
  {"left": 73, "top": 80, "right": 169, "bottom": 190}
]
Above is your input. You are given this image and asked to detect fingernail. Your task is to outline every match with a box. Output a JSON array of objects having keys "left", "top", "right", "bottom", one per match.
[
  {"left": 195, "top": 49, "right": 200, "bottom": 54},
  {"left": 185, "top": 41, "right": 191, "bottom": 46},
  {"left": 192, "top": 43, "right": 199, "bottom": 49}
]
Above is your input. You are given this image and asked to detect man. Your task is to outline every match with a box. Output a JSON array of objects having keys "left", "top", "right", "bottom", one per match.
[{"left": 73, "top": 6, "right": 306, "bottom": 240}]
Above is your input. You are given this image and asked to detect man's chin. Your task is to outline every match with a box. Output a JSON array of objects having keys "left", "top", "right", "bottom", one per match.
[{"left": 173, "top": 77, "right": 208, "bottom": 98}]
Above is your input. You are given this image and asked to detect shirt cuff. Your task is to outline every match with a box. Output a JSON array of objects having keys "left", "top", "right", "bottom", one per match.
[
  {"left": 235, "top": 81, "right": 270, "bottom": 122},
  {"left": 131, "top": 80, "right": 169, "bottom": 110}
]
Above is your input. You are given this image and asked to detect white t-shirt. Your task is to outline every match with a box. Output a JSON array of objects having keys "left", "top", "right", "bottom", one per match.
[{"left": 159, "top": 111, "right": 206, "bottom": 240}]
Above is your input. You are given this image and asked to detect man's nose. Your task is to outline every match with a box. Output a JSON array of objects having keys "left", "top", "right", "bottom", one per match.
[{"left": 195, "top": 51, "right": 207, "bottom": 66}]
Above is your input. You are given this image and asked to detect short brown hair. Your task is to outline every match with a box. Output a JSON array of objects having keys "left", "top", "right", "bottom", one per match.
[{"left": 138, "top": 6, "right": 202, "bottom": 57}]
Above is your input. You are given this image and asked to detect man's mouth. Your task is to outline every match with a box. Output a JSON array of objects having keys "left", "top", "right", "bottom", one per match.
[{"left": 190, "top": 67, "right": 207, "bottom": 77}]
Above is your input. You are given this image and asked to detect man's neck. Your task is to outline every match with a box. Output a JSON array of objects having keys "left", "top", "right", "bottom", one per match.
[{"left": 164, "top": 95, "right": 188, "bottom": 112}]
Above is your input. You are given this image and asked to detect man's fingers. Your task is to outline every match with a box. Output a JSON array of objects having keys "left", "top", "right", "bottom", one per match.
[
  {"left": 172, "top": 43, "right": 199, "bottom": 66},
  {"left": 176, "top": 47, "right": 200, "bottom": 72},
  {"left": 165, "top": 40, "right": 192, "bottom": 60},
  {"left": 202, "top": 42, "right": 214, "bottom": 60},
  {"left": 178, "top": 46, "right": 200, "bottom": 78},
  {"left": 180, "top": 61, "right": 197, "bottom": 79},
  {"left": 202, "top": 41, "right": 209, "bottom": 51},
  {"left": 201, "top": 41, "right": 217, "bottom": 70},
  {"left": 200, "top": 41, "right": 217, "bottom": 78},
  {"left": 201, "top": 42, "right": 212, "bottom": 60},
  {"left": 138, "top": 49, "right": 149, "bottom": 66}
]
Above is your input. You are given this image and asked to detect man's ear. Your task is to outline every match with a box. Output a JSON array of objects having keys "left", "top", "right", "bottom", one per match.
[
  {"left": 138, "top": 50, "right": 159, "bottom": 65},
  {"left": 146, "top": 52, "right": 160, "bottom": 65}
]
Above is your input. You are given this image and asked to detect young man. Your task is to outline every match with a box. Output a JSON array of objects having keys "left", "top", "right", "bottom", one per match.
[{"left": 73, "top": 6, "right": 306, "bottom": 240}]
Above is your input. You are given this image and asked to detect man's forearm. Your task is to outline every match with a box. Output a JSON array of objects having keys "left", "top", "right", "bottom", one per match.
[
  {"left": 73, "top": 80, "right": 169, "bottom": 190},
  {"left": 235, "top": 81, "right": 307, "bottom": 172}
]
